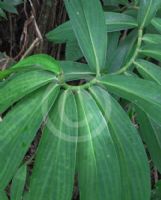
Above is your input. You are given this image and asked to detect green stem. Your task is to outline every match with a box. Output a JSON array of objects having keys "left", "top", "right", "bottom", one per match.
[
  {"left": 113, "top": 29, "right": 143, "bottom": 75},
  {"left": 62, "top": 77, "right": 98, "bottom": 90}
]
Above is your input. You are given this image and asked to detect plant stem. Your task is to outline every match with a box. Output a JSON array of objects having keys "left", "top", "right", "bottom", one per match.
[
  {"left": 113, "top": 29, "right": 143, "bottom": 75},
  {"left": 62, "top": 78, "right": 98, "bottom": 90}
]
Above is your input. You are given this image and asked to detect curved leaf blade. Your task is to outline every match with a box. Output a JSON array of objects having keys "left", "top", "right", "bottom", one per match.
[
  {"left": 0, "top": 70, "right": 56, "bottom": 113},
  {"left": 98, "top": 74, "right": 161, "bottom": 124},
  {"left": 64, "top": 0, "right": 107, "bottom": 73},
  {"left": 142, "top": 34, "right": 161, "bottom": 45},
  {"left": 136, "top": 107, "right": 161, "bottom": 173},
  {"left": 59, "top": 61, "right": 95, "bottom": 81},
  {"left": 0, "top": 54, "right": 61, "bottom": 80},
  {"left": 89, "top": 86, "right": 150, "bottom": 200},
  {"left": 0, "top": 84, "right": 60, "bottom": 190},
  {"left": 140, "top": 44, "right": 161, "bottom": 62},
  {"left": 105, "top": 12, "right": 138, "bottom": 32},
  {"left": 75, "top": 89, "right": 121, "bottom": 200},
  {"left": 151, "top": 17, "right": 161, "bottom": 34},
  {"left": 138, "top": 0, "right": 161, "bottom": 27},
  {"left": 11, "top": 164, "right": 27, "bottom": 200},
  {"left": 134, "top": 59, "right": 161, "bottom": 84},
  {"left": 46, "top": 21, "right": 75, "bottom": 44},
  {"left": 26, "top": 90, "right": 78, "bottom": 200}
]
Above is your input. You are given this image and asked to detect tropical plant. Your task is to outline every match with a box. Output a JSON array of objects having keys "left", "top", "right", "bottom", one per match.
[
  {"left": 0, "top": 0, "right": 23, "bottom": 19},
  {"left": 1, "top": 0, "right": 161, "bottom": 199}
]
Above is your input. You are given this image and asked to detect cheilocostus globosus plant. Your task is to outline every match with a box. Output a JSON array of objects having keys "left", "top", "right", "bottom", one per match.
[{"left": 1, "top": 0, "right": 161, "bottom": 199}]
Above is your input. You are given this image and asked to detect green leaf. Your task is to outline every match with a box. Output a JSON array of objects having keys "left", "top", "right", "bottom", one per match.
[
  {"left": 89, "top": 86, "right": 150, "bottom": 200},
  {"left": 46, "top": 12, "right": 137, "bottom": 45},
  {"left": 151, "top": 180, "right": 161, "bottom": 200},
  {"left": 138, "top": 0, "right": 161, "bottom": 27},
  {"left": 105, "top": 12, "right": 138, "bottom": 32},
  {"left": 136, "top": 107, "right": 161, "bottom": 173},
  {"left": 75, "top": 89, "right": 121, "bottom": 200},
  {"left": 0, "top": 2, "right": 17, "bottom": 14},
  {"left": 134, "top": 59, "right": 161, "bottom": 84},
  {"left": 0, "top": 84, "right": 60, "bottom": 190},
  {"left": 142, "top": 34, "right": 161, "bottom": 45},
  {"left": 64, "top": 0, "right": 107, "bottom": 73},
  {"left": 106, "top": 32, "right": 120, "bottom": 70},
  {"left": 0, "top": 70, "right": 56, "bottom": 113},
  {"left": 108, "top": 30, "right": 137, "bottom": 72},
  {"left": 0, "top": 8, "right": 6, "bottom": 18},
  {"left": 26, "top": 90, "right": 78, "bottom": 200},
  {"left": 140, "top": 44, "right": 161, "bottom": 62},
  {"left": 59, "top": 61, "right": 95, "bottom": 81},
  {"left": 98, "top": 74, "right": 161, "bottom": 125},
  {"left": 151, "top": 17, "right": 161, "bottom": 34},
  {"left": 65, "top": 40, "right": 83, "bottom": 61},
  {"left": 0, "top": 191, "right": 8, "bottom": 200},
  {"left": 11, "top": 165, "right": 27, "bottom": 200},
  {"left": 0, "top": 54, "right": 61, "bottom": 79},
  {"left": 46, "top": 21, "right": 75, "bottom": 44}
]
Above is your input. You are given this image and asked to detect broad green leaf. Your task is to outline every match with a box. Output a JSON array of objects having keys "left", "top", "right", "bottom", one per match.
[
  {"left": 65, "top": 40, "right": 83, "bottom": 61},
  {"left": 105, "top": 32, "right": 120, "bottom": 70},
  {"left": 142, "top": 34, "right": 161, "bottom": 45},
  {"left": 134, "top": 59, "right": 161, "bottom": 84},
  {"left": 108, "top": 30, "right": 137, "bottom": 72},
  {"left": 98, "top": 74, "right": 161, "bottom": 125},
  {"left": 0, "top": 70, "right": 56, "bottom": 113},
  {"left": 151, "top": 17, "right": 161, "bottom": 34},
  {"left": 136, "top": 107, "right": 161, "bottom": 173},
  {"left": 140, "top": 44, "right": 161, "bottom": 62},
  {"left": 26, "top": 90, "right": 78, "bottom": 200},
  {"left": 0, "top": 54, "right": 61, "bottom": 79},
  {"left": 0, "top": 84, "right": 60, "bottom": 189},
  {"left": 0, "top": 191, "right": 8, "bottom": 200},
  {"left": 59, "top": 61, "right": 95, "bottom": 81},
  {"left": 105, "top": 12, "right": 138, "bottom": 32},
  {"left": 46, "top": 21, "right": 75, "bottom": 44},
  {"left": 89, "top": 86, "right": 150, "bottom": 200},
  {"left": 0, "top": 2, "right": 17, "bottom": 14},
  {"left": 138, "top": 0, "right": 161, "bottom": 27},
  {"left": 11, "top": 164, "right": 27, "bottom": 200},
  {"left": 46, "top": 12, "right": 137, "bottom": 45},
  {"left": 64, "top": 0, "right": 107, "bottom": 73},
  {"left": 75, "top": 89, "right": 121, "bottom": 200}
]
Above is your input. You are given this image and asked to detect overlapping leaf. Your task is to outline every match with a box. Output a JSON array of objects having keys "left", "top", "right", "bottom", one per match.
[
  {"left": 0, "top": 84, "right": 59, "bottom": 189},
  {"left": 11, "top": 164, "right": 27, "bottom": 200},
  {"left": 26, "top": 90, "right": 78, "bottom": 200},
  {"left": 98, "top": 74, "right": 161, "bottom": 125},
  {"left": 138, "top": 0, "right": 161, "bottom": 27},
  {"left": 136, "top": 107, "right": 161, "bottom": 173},
  {"left": 140, "top": 44, "right": 161, "bottom": 62},
  {"left": 89, "top": 86, "right": 150, "bottom": 200},
  {"left": 134, "top": 59, "right": 161, "bottom": 84},
  {"left": 0, "top": 70, "right": 56, "bottom": 113},
  {"left": 64, "top": 0, "right": 107, "bottom": 73},
  {"left": 151, "top": 17, "right": 161, "bottom": 34},
  {"left": 105, "top": 12, "right": 137, "bottom": 32},
  {"left": 142, "top": 34, "right": 161, "bottom": 45},
  {"left": 75, "top": 89, "right": 121, "bottom": 200},
  {"left": 59, "top": 61, "right": 94, "bottom": 81},
  {"left": 0, "top": 54, "right": 61, "bottom": 80}
]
